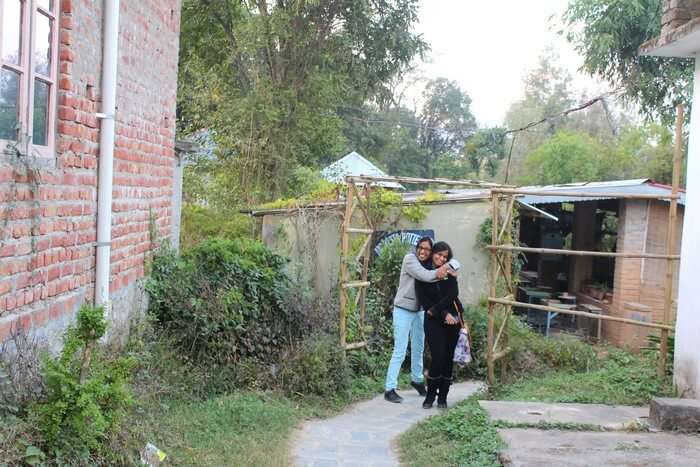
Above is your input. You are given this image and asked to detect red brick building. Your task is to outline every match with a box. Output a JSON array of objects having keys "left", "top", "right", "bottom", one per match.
[
  {"left": 517, "top": 179, "right": 684, "bottom": 348},
  {"left": 0, "top": 0, "right": 182, "bottom": 346}
]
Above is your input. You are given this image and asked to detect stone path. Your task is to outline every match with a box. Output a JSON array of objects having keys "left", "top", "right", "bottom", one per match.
[{"left": 292, "top": 381, "right": 484, "bottom": 467}]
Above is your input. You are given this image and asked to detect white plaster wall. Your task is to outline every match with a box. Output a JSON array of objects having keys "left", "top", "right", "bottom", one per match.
[
  {"left": 674, "top": 58, "right": 700, "bottom": 398},
  {"left": 260, "top": 200, "right": 491, "bottom": 307}
]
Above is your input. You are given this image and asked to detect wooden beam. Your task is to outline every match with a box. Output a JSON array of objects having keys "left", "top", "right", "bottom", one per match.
[
  {"left": 345, "top": 174, "right": 507, "bottom": 188},
  {"left": 493, "top": 347, "right": 512, "bottom": 361},
  {"left": 497, "top": 195, "right": 516, "bottom": 242},
  {"left": 345, "top": 227, "right": 374, "bottom": 234},
  {"left": 487, "top": 192, "right": 499, "bottom": 385},
  {"left": 487, "top": 244, "right": 680, "bottom": 260},
  {"left": 660, "top": 105, "right": 684, "bottom": 376},
  {"left": 344, "top": 341, "right": 368, "bottom": 350},
  {"left": 488, "top": 298, "right": 674, "bottom": 331},
  {"left": 492, "top": 188, "right": 680, "bottom": 200},
  {"left": 338, "top": 181, "right": 355, "bottom": 347},
  {"left": 342, "top": 281, "right": 371, "bottom": 289},
  {"left": 358, "top": 184, "right": 373, "bottom": 323}
]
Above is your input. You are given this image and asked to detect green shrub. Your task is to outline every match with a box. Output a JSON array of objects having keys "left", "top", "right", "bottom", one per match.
[
  {"left": 278, "top": 334, "right": 351, "bottom": 398},
  {"left": 31, "top": 305, "right": 135, "bottom": 461},
  {"left": 146, "top": 239, "right": 301, "bottom": 365}
]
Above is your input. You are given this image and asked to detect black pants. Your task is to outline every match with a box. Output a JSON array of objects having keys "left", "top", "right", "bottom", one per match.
[{"left": 424, "top": 316, "right": 460, "bottom": 380}]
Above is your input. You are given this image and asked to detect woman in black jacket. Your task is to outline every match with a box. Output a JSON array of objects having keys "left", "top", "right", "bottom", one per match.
[{"left": 415, "top": 241, "right": 462, "bottom": 409}]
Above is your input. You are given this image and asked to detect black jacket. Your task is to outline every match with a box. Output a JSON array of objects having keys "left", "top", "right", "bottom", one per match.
[{"left": 415, "top": 266, "right": 463, "bottom": 321}]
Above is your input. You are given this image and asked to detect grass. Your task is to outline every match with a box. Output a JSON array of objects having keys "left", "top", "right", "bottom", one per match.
[
  {"left": 136, "top": 392, "right": 306, "bottom": 466},
  {"left": 398, "top": 394, "right": 503, "bottom": 467},
  {"left": 492, "top": 349, "right": 673, "bottom": 406}
]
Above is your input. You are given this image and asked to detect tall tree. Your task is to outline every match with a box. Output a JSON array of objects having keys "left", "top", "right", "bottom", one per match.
[
  {"left": 563, "top": 0, "right": 693, "bottom": 123},
  {"left": 418, "top": 78, "right": 478, "bottom": 178},
  {"left": 502, "top": 49, "right": 575, "bottom": 181},
  {"left": 178, "top": 0, "right": 428, "bottom": 201}
]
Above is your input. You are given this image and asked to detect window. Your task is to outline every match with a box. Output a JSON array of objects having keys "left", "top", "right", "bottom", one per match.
[{"left": 0, "top": 0, "right": 58, "bottom": 155}]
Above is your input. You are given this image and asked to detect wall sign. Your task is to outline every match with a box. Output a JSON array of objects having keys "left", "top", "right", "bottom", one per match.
[{"left": 373, "top": 230, "right": 435, "bottom": 257}]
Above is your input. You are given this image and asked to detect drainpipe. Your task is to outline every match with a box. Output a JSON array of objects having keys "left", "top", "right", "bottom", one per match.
[{"left": 95, "top": 0, "right": 120, "bottom": 308}]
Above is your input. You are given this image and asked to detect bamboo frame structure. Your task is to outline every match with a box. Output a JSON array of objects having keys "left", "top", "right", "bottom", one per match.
[
  {"left": 485, "top": 107, "right": 685, "bottom": 384},
  {"left": 338, "top": 175, "right": 501, "bottom": 350}
]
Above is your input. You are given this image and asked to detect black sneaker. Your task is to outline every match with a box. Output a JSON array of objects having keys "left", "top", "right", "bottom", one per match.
[
  {"left": 437, "top": 401, "right": 447, "bottom": 409},
  {"left": 422, "top": 400, "right": 433, "bottom": 409},
  {"left": 384, "top": 389, "right": 403, "bottom": 403},
  {"left": 410, "top": 381, "right": 427, "bottom": 396}
]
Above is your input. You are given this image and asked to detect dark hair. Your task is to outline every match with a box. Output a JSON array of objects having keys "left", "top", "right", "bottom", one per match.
[
  {"left": 415, "top": 236, "right": 433, "bottom": 251},
  {"left": 431, "top": 241, "right": 453, "bottom": 262}
]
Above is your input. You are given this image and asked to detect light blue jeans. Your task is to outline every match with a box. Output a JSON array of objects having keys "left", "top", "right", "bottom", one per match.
[{"left": 384, "top": 306, "right": 425, "bottom": 391}]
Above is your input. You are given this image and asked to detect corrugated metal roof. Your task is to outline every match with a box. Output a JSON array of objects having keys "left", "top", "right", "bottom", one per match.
[
  {"left": 518, "top": 179, "right": 686, "bottom": 206},
  {"left": 320, "top": 151, "right": 404, "bottom": 189}
]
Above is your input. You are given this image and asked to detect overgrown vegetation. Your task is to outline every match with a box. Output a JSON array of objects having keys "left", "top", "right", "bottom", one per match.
[{"left": 146, "top": 238, "right": 303, "bottom": 365}]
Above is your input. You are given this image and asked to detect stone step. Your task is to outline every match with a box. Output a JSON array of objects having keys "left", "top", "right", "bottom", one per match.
[
  {"left": 479, "top": 401, "right": 648, "bottom": 430},
  {"left": 650, "top": 397, "right": 700, "bottom": 432},
  {"left": 498, "top": 428, "right": 700, "bottom": 467}
]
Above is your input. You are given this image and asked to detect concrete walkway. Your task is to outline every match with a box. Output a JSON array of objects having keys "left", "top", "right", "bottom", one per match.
[
  {"left": 291, "top": 381, "right": 484, "bottom": 467},
  {"left": 479, "top": 401, "right": 649, "bottom": 430},
  {"left": 498, "top": 428, "right": 700, "bottom": 466}
]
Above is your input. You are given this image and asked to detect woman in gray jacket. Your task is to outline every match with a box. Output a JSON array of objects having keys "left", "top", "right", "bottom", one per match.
[{"left": 384, "top": 236, "right": 451, "bottom": 403}]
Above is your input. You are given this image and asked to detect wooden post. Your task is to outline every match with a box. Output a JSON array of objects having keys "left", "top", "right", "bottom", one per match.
[
  {"left": 659, "top": 105, "right": 684, "bottom": 376},
  {"left": 487, "top": 191, "right": 499, "bottom": 385},
  {"left": 501, "top": 195, "right": 514, "bottom": 382},
  {"left": 358, "top": 185, "right": 373, "bottom": 323},
  {"left": 338, "top": 180, "right": 355, "bottom": 348}
]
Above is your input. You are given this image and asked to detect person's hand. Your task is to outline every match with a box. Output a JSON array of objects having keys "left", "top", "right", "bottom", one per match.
[
  {"left": 447, "top": 266, "right": 458, "bottom": 277},
  {"left": 444, "top": 314, "right": 459, "bottom": 325},
  {"left": 436, "top": 264, "right": 449, "bottom": 279}
]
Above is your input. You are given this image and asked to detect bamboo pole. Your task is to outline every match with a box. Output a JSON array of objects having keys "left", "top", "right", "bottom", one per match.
[
  {"left": 487, "top": 244, "right": 680, "bottom": 260},
  {"left": 344, "top": 341, "right": 368, "bottom": 350},
  {"left": 659, "top": 105, "right": 684, "bottom": 376},
  {"left": 497, "top": 195, "right": 516, "bottom": 242},
  {"left": 487, "top": 192, "right": 499, "bottom": 385},
  {"left": 492, "top": 188, "right": 680, "bottom": 200},
  {"left": 501, "top": 195, "right": 514, "bottom": 382},
  {"left": 358, "top": 185, "right": 373, "bottom": 323},
  {"left": 346, "top": 174, "right": 507, "bottom": 188},
  {"left": 488, "top": 298, "right": 675, "bottom": 331},
  {"left": 338, "top": 181, "right": 355, "bottom": 347}
]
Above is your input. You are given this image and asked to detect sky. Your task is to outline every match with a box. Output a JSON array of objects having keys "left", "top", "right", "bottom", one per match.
[{"left": 405, "top": 0, "right": 609, "bottom": 126}]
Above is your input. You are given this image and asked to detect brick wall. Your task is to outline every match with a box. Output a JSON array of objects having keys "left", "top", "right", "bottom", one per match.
[
  {"left": 0, "top": 0, "right": 182, "bottom": 347},
  {"left": 662, "top": 0, "right": 700, "bottom": 34},
  {"left": 605, "top": 200, "right": 683, "bottom": 348}
]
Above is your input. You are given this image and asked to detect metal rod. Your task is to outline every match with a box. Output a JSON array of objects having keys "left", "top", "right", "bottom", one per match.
[
  {"left": 345, "top": 227, "right": 373, "bottom": 234},
  {"left": 488, "top": 244, "right": 680, "bottom": 260},
  {"left": 488, "top": 298, "right": 674, "bottom": 331}
]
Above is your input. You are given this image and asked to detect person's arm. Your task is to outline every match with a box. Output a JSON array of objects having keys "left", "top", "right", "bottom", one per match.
[
  {"left": 429, "top": 276, "right": 459, "bottom": 320},
  {"left": 403, "top": 254, "right": 443, "bottom": 283},
  {"left": 414, "top": 279, "right": 434, "bottom": 316}
]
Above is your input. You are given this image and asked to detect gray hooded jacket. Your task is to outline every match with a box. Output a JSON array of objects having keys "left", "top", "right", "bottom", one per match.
[{"left": 393, "top": 253, "right": 439, "bottom": 311}]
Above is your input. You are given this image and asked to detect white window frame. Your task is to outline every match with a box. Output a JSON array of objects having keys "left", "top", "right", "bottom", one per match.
[{"left": 0, "top": 0, "right": 58, "bottom": 157}]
